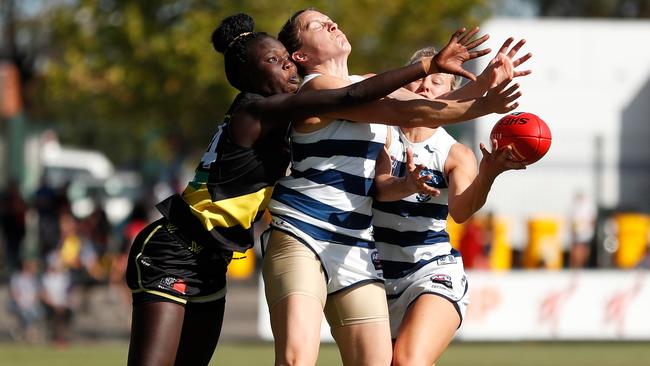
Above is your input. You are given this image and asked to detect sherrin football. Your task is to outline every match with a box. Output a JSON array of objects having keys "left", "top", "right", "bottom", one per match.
[{"left": 490, "top": 112, "right": 552, "bottom": 164}]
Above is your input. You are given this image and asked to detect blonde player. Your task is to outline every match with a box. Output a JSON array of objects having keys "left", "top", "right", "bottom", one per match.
[{"left": 373, "top": 39, "right": 531, "bottom": 365}]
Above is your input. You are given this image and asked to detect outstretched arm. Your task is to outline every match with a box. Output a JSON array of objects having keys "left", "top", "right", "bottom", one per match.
[
  {"left": 308, "top": 77, "right": 521, "bottom": 130},
  {"left": 431, "top": 26, "right": 491, "bottom": 81},
  {"left": 446, "top": 139, "right": 526, "bottom": 223},
  {"left": 248, "top": 60, "right": 428, "bottom": 124},
  {"left": 442, "top": 38, "right": 532, "bottom": 100},
  {"left": 232, "top": 57, "right": 435, "bottom": 145},
  {"left": 248, "top": 26, "right": 491, "bottom": 124}
]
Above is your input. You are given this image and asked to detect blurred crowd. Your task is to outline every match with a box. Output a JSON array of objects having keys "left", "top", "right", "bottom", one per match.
[
  {"left": 1, "top": 178, "right": 649, "bottom": 345},
  {"left": 0, "top": 177, "right": 153, "bottom": 345}
]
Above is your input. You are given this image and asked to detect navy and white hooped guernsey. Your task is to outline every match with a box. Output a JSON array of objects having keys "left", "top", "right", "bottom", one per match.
[
  {"left": 373, "top": 126, "right": 458, "bottom": 281},
  {"left": 267, "top": 74, "right": 388, "bottom": 293}
]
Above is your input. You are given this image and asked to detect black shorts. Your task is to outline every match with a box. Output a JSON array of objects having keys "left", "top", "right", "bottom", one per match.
[{"left": 126, "top": 218, "right": 232, "bottom": 305}]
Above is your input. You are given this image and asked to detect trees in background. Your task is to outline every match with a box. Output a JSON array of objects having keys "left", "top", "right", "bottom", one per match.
[
  {"left": 11, "top": 0, "right": 489, "bottom": 177},
  {"left": 4, "top": 0, "right": 648, "bottom": 180}
]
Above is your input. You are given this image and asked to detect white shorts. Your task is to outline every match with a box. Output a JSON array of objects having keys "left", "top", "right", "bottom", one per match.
[
  {"left": 263, "top": 216, "right": 384, "bottom": 294},
  {"left": 385, "top": 252, "right": 469, "bottom": 338}
]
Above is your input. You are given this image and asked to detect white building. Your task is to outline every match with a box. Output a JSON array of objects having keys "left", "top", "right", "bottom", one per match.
[{"left": 466, "top": 18, "right": 650, "bottom": 248}]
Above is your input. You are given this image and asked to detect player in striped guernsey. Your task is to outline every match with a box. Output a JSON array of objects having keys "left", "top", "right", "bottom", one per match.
[
  {"left": 373, "top": 40, "right": 531, "bottom": 366},
  {"left": 264, "top": 8, "right": 524, "bottom": 366},
  {"left": 124, "top": 12, "right": 474, "bottom": 366}
]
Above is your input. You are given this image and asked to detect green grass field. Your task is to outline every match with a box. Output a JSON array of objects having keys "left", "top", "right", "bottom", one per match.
[{"left": 2, "top": 341, "right": 649, "bottom": 365}]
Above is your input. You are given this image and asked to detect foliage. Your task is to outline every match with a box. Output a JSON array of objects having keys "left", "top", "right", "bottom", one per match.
[{"left": 26, "top": 0, "right": 490, "bottom": 172}]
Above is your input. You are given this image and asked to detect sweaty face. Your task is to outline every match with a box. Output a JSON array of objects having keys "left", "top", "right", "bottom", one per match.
[
  {"left": 293, "top": 10, "right": 351, "bottom": 63},
  {"left": 248, "top": 37, "right": 300, "bottom": 95},
  {"left": 405, "top": 73, "right": 455, "bottom": 100}
]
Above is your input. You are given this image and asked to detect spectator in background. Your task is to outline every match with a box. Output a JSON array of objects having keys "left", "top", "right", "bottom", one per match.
[
  {"left": 109, "top": 202, "right": 149, "bottom": 309},
  {"left": 84, "top": 197, "right": 111, "bottom": 258},
  {"left": 33, "top": 178, "right": 61, "bottom": 258},
  {"left": 459, "top": 216, "right": 490, "bottom": 269},
  {"left": 8, "top": 258, "right": 43, "bottom": 342},
  {"left": 569, "top": 191, "right": 596, "bottom": 268},
  {"left": 482, "top": 211, "right": 497, "bottom": 264},
  {"left": 55, "top": 180, "right": 72, "bottom": 214},
  {"left": 0, "top": 179, "right": 28, "bottom": 272},
  {"left": 41, "top": 252, "right": 74, "bottom": 346},
  {"left": 58, "top": 210, "right": 102, "bottom": 282}
]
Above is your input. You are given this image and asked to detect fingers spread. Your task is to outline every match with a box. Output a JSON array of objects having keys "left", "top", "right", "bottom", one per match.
[
  {"left": 508, "top": 39, "right": 526, "bottom": 57},
  {"left": 421, "top": 186, "right": 441, "bottom": 197},
  {"left": 491, "top": 138, "right": 499, "bottom": 151},
  {"left": 456, "top": 69, "right": 476, "bottom": 81},
  {"left": 406, "top": 147, "right": 416, "bottom": 169},
  {"left": 505, "top": 101, "right": 519, "bottom": 111},
  {"left": 450, "top": 27, "right": 466, "bottom": 42},
  {"left": 513, "top": 52, "right": 533, "bottom": 67},
  {"left": 465, "top": 34, "right": 490, "bottom": 50},
  {"left": 499, "top": 37, "right": 514, "bottom": 53},
  {"left": 503, "top": 82, "right": 520, "bottom": 95},
  {"left": 514, "top": 69, "right": 533, "bottom": 78},
  {"left": 458, "top": 26, "right": 479, "bottom": 44},
  {"left": 469, "top": 48, "right": 491, "bottom": 60}
]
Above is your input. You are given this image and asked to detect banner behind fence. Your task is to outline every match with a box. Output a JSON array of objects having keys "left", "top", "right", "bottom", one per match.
[{"left": 258, "top": 271, "right": 650, "bottom": 341}]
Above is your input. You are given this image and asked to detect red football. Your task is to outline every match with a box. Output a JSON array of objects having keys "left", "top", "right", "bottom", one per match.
[{"left": 490, "top": 112, "right": 552, "bottom": 164}]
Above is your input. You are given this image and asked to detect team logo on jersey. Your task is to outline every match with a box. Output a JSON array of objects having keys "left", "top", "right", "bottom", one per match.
[
  {"left": 419, "top": 168, "right": 446, "bottom": 188},
  {"left": 416, "top": 193, "right": 432, "bottom": 203},
  {"left": 371, "top": 250, "right": 382, "bottom": 271},
  {"left": 416, "top": 168, "right": 446, "bottom": 202},
  {"left": 437, "top": 255, "right": 457, "bottom": 266},
  {"left": 139, "top": 256, "right": 152, "bottom": 267},
  {"left": 159, "top": 277, "right": 187, "bottom": 295},
  {"left": 430, "top": 274, "right": 453, "bottom": 289},
  {"left": 188, "top": 241, "right": 204, "bottom": 254}
]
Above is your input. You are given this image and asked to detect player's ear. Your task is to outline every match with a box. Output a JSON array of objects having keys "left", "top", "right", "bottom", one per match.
[{"left": 292, "top": 51, "right": 308, "bottom": 63}]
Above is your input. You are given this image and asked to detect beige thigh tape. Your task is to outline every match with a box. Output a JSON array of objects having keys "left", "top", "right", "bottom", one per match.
[
  {"left": 324, "top": 282, "right": 389, "bottom": 328},
  {"left": 262, "top": 230, "right": 327, "bottom": 309}
]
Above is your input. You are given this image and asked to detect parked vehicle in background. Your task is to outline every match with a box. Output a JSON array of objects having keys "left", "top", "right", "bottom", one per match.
[{"left": 25, "top": 130, "right": 143, "bottom": 226}]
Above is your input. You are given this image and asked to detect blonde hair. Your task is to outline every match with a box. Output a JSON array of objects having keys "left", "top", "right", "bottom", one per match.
[{"left": 407, "top": 47, "right": 461, "bottom": 90}]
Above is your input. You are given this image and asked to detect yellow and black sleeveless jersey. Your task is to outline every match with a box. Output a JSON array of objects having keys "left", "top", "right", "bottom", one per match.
[{"left": 157, "top": 92, "right": 290, "bottom": 253}]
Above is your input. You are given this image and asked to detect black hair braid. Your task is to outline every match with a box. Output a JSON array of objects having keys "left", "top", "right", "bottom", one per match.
[{"left": 211, "top": 13, "right": 268, "bottom": 91}]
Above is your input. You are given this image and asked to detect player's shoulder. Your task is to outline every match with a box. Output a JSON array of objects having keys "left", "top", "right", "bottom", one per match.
[
  {"left": 302, "top": 73, "right": 351, "bottom": 91},
  {"left": 448, "top": 142, "right": 475, "bottom": 162}
]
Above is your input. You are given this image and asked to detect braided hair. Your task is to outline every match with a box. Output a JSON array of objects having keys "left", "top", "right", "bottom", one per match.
[{"left": 212, "top": 13, "right": 269, "bottom": 91}]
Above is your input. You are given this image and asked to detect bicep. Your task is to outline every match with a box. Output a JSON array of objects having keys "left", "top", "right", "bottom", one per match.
[
  {"left": 446, "top": 144, "right": 478, "bottom": 201},
  {"left": 320, "top": 96, "right": 448, "bottom": 126},
  {"left": 375, "top": 144, "right": 393, "bottom": 179}
]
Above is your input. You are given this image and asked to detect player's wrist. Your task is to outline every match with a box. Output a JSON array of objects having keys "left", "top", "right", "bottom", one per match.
[{"left": 421, "top": 56, "right": 435, "bottom": 75}]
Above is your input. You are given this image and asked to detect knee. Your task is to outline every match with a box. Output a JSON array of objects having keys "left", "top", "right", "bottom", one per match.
[
  {"left": 392, "top": 349, "right": 433, "bottom": 366},
  {"left": 276, "top": 351, "right": 312, "bottom": 366},
  {"left": 275, "top": 340, "right": 320, "bottom": 366}
]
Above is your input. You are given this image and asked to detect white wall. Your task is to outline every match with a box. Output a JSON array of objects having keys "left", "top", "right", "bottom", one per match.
[
  {"left": 258, "top": 271, "right": 650, "bottom": 341},
  {"left": 469, "top": 19, "right": 650, "bottom": 248}
]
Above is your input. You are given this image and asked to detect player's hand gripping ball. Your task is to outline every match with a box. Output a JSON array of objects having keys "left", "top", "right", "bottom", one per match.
[{"left": 490, "top": 112, "right": 552, "bottom": 164}]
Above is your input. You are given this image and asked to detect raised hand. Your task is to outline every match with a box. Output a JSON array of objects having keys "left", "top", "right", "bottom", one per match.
[
  {"left": 404, "top": 147, "right": 441, "bottom": 197},
  {"left": 483, "top": 79, "right": 521, "bottom": 114},
  {"left": 479, "top": 138, "right": 526, "bottom": 180},
  {"left": 432, "top": 27, "right": 491, "bottom": 81},
  {"left": 479, "top": 38, "right": 532, "bottom": 88}
]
